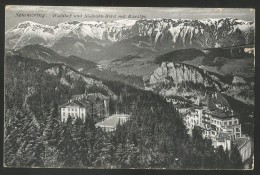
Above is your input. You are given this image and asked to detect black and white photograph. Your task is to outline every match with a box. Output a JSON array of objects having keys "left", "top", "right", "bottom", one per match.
[{"left": 4, "top": 6, "right": 255, "bottom": 169}]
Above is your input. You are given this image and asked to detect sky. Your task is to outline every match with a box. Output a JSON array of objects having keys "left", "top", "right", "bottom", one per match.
[{"left": 5, "top": 5, "right": 255, "bottom": 31}]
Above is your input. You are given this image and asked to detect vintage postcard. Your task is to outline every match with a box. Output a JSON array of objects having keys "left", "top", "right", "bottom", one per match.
[{"left": 4, "top": 6, "right": 255, "bottom": 169}]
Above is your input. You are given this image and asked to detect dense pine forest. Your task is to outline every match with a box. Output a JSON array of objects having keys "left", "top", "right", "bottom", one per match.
[{"left": 4, "top": 54, "right": 243, "bottom": 169}]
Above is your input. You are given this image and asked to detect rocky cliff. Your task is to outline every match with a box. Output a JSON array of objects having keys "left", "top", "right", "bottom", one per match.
[
  {"left": 149, "top": 62, "right": 222, "bottom": 96},
  {"left": 149, "top": 62, "right": 254, "bottom": 105}
]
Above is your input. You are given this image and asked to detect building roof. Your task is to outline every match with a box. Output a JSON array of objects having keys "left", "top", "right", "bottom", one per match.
[
  {"left": 95, "top": 114, "right": 130, "bottom": 128},
  {"left": 72, "top": 93, "right": 109, "bottom": 103},
  {"left": 60, "top": 92, "right": 109, "bottom": 109},
  {"left": 78, "top": 99, "right": 91, "bottom": 107},
  {"left": 233, "top": 137, "right": 251, "bottom": 150},
  {"left": 60, "top": 100, "right": 88, "bottom": 108},
  {"left": 59, "top": 93, "right": 110, "bottom": 107},
  {"left": 91, "top": 93, "right": 110, "bottom": 100},
  {"left": 166, "top": 95, "right": 193, "bottom": 104},
  {"left": 216, "top": 132, "right": 232, "bottom": 142},
  {"left": 205, "top": 109, "right": 236, "bottom": 119}
]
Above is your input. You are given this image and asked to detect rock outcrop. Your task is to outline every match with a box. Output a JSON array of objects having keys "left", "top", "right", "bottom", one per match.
[
  {"left": 149, "top": 62, "right": 254, "bottom": 105},
  {"left": 150, "top": 62, "right": 221, "bottom": 91}
]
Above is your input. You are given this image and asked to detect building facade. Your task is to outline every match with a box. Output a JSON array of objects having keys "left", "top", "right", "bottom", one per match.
[
  {"left": 168, "top": 93, "right": 247, "bottom": 156},
  {"left": 183, "top": 105, "right": 242, "bottom": 146},
  {"left": 60, "top": 92, "right": 109, "bottom": 122},
  {"left": 169, "top": 92, "right": 253, "bottom": 162},
  {"left": 60, "top": 100, "right": 88, "bottom": 122},
  {"left": 181, "top": 92, "right": 242, "bottom": 142}
]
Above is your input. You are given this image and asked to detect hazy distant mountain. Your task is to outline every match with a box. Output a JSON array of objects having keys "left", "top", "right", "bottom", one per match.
[
  {"left": 14, "top": 44, "right": 97, "bottom": 71},
  {"left": 5, "top": 18, "right": 254, "bottom": 60}
]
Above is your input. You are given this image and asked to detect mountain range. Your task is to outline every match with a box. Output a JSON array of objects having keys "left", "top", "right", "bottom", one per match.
[{"left": 6, "top": 18, "right": 254, "bottom": 61}]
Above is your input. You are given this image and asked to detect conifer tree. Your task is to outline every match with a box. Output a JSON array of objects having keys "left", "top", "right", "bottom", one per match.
[{"left": 230, "top": 144, "right": 243, "bottom": 169}]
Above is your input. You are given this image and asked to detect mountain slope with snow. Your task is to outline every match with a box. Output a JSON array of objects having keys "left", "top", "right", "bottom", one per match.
[
  {"left": 5, "top": 20, "right": 137, "bottom": 50},
  {"left": 6, "top": 18, "right": 254, "bottom": 54}
]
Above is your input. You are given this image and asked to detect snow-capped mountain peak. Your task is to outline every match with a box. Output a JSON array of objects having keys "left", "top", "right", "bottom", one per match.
[{"left": 5, "top": 18, "right": 254, "bottom": 52}]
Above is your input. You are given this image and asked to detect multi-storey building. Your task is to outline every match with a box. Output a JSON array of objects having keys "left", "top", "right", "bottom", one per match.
[
  {"left": 60, "top": 92, "right": 109, "bottom": 122},
  {"left": 179, "top": 93, "right": 242, "bottom": 151},
  {"left": 202, "top": 109, "right": 241, "bottom": 140},
  {"left": 166, "top": 92, "right": 252, "bottom": 162},
  {"left": 184, "top": 105, "right": 241, "bottom": 141}
]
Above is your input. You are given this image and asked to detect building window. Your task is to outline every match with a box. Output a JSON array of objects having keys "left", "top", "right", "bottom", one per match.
[
  {"left": 75, "top": 109, "right": 77, "bottom": 111},
  {"left": 63, "top": 108, "right": 65, "bottom": 111},
  {"left": 68, "top": 108, "right": 70, "bottom": 111},
  {"left": 229, "top": 121, "right": 232, "bottom": 125},
  {"left": 63, "top": 118, "right": 65, "bottom": 122},
  {"left": 68, "top": 113, "right": 70, "bottom": 116},
  {"left": 236, "top": 128, "right": 240, "bottom": 132},
  {"left": 224, "top": 122, "right": 227, "bottom": 125},
  {"left": 234, "top": 121, "right": 238, "bottom": 125},
  {"left": 72, "top": 108, "right": 74, "bottom": 111},
  {"left": 82, "top": 113, "right": 84, "bottom": 117},
  {"left": 63, "top": 112, "right": 65, "bottom": 116}
]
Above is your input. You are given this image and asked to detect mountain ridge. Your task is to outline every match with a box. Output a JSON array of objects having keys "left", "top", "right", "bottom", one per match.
[{"left": 6, "top": 18, "right": 254, "bottom": 59}]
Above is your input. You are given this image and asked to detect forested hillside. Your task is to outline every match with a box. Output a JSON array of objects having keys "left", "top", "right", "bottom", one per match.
[
  {"left": 4, "top": 54, "right": 242, "bottom": 169},
  {"left": 15, "top": 44, "right": 145, "bottom": 89}
]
